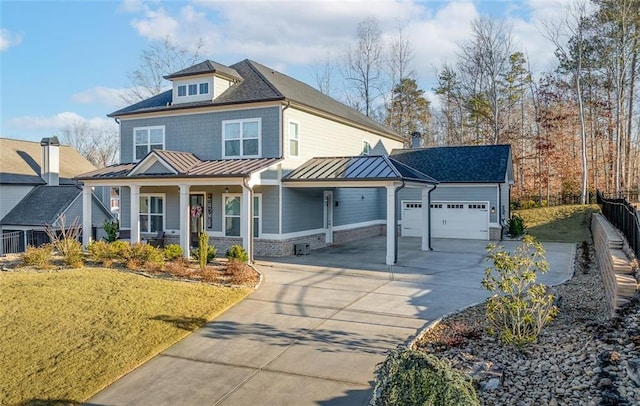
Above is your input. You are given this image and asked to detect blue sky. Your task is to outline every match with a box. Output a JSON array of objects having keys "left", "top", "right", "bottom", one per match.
[{"left": 1, "top": 0, "right": 561, "bottom": 142}]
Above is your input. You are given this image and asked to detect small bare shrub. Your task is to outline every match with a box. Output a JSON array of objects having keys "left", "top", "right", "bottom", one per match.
[
  {"left": 199, "top": 266, "right": 219, "bottom": 283},
  {"left": 45, "top": 215, "right": 82, "bottom": 257},
  {"left": 21, "top": 244, "right": 54, "bottom": 269},
  {"left": 226, "top": 261, "right": 258, "bottom": 285},
  {"left": 165, "top": 259, "right": 192, "bottom": 278},
  {"left": 436, "top": 321, "right": 482, "bottom": 348}
]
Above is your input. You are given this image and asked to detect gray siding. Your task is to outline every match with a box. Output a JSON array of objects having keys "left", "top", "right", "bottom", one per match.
[
  {"left": 333, "top": 188, "right": 383, "bottom": 226},
  {"left": 399, "top": 185, "right": 499, "bottom": 223},
  {"left": 0, "top": 185, "right": 34, "bottom": 220},
  {"left": 282, "top": 188, "right": 324, "bottom": 233},
  {"left": 255, "top": 186, "right": 279, "bottom": 234},
  {"left": 121, "top": 187, "right": 130, "bottom": 228},
  {"left": 61, "top": 197, "right": 83, "bottom": 226},
  {"left": 147, "top": 161, "right": 171, "bottom": 174},
  {"left": 120, "top": 107, "right": 280, "bottom": 163}
]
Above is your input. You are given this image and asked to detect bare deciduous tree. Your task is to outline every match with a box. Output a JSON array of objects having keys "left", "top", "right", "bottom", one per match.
[
  {"left": 60, "top": 121, "right": 119, "bottom": 168},
  {"left": 342, "top": 17, "right": 385, "bottom": 117},
  {"left": 122, "top": 37, "right": 204, "bottom": 104}
]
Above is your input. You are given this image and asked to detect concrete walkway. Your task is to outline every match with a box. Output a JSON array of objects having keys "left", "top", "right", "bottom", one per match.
[{"left": 88, "top": 237, "right": 575, "bottom": 406}]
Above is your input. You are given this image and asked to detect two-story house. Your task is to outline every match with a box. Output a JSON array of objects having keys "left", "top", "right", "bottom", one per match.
[
  {"left": 77, "top": 59, "right": 512, "bottom": 265},
  {"left": 1, "top": 137, "right": 113, "bottom": 253}
]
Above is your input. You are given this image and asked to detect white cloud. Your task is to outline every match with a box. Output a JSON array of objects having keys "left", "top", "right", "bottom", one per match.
[
  {"left": 0, "top": 28, "right": 23, "bottom": 52},
  {"left": 131, "top": 6, "right": 179, "bottom": 42},
  {"left": 71, "top": 86, "right": 131, "bottom": 109},
  {"left": 8, "top": 112, "right": 117, "bottom": 134}
]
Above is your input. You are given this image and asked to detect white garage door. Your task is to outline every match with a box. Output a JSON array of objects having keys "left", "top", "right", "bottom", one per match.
[{"left": 402, "top": 201, "right": 489, "bottom": 240}]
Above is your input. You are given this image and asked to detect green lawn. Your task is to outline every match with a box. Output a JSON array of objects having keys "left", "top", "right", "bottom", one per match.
[
  {"left": 514, "top": 204, "right": 600, "bottom": 243},
  {"left": 0, "top": 268, "right": 250, "bottom": 405}
]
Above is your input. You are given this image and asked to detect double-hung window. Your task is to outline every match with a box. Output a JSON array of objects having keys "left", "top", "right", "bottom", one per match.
[
  {"left": 289, "top": 121, "right": 299, "bottom": 157},
  {"left": 140, "top": 194, "right": 164, "bottom": 233},
  {"left": 134, "top": 126, "right": 164, "bottom": 161},
  {"left": 188, "top": 84, "right": 198, "bottom": 96},
  {"left": 177, "top": 85, "right": 187, "bottom": 97},
  {"left": 223, "top": 118, "right": 260, "bottom": 158},
  {"left": 224, "top": 194, "right": 261, "bottom": 237},
  {"left": 199, "top": 83, "right": 209, "bottom": 94}
]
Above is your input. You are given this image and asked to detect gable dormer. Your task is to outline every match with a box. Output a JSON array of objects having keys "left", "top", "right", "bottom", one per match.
[{"left": 163, "top": 60, "right": 242, "bottom": 105}]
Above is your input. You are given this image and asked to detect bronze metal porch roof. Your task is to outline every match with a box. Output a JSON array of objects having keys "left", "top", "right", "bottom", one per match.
[
  {"left": 75, "top": 151, "right": 281, "bottom": 180},
  {"left": 282, "top": 155, "right": 438, "bottom": 184}
]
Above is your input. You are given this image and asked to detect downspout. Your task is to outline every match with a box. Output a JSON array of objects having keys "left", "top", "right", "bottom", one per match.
[
  {"left": 243, "top": 177, "right": 254, "bottom": 264},
  {"left": 280, "top": 101, "right": 290, "bottom": 158},
  {"left": 498, "top": 183, "right": 503, "bottom": 240},
  {"left": 394, "top": 181, "right": 405, "bottom": 264},
  {"left": 428, "top": 184, "right": 437, "bottom": 250}
]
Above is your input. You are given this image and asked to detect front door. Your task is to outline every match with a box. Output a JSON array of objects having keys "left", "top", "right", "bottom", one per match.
[
  {"left": 324, "top": 190, "right": 333, "bottom": 243},
  {"left": 190, "top": 193, "right": 205, "bottom": 246}
]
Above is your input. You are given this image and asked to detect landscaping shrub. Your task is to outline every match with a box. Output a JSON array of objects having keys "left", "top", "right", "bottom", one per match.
[
  {"left": 199, "top": 266, "right": 218, "bottom": 283},
  {"left": 164, "top": 244, "right": 184, "bottom": 261},
  {"left": 372, "top": 348, "right": 479, "bottom": 406},
  {"left": 62, "top": 239, "right": 84, "bottom": 268},
  {"left": 88, "top": 241, "right": 118, "bottom": 267},
  {"left": 191, "top": 246, "right": 217, "bottom": 262},
  {"left": 506, "top": 214, "right": 526, "bottom": 237},
  {"left": 226, "top": 261, "right": 258, "bottom": 285},
  {"left": 103, "top": 219, "right": 119, "bottom": 242},
  {"left": 164, "top": 258, "right": 192, "bottom": 278},
  {"left": 110, "top": 240, "right": 130, "bottom": 258},
  {"left": 195, "top": 233, "right": 210, "bottom": 270},
  {"left": 436, "top": 321, "right": 482, "bottom": 349},
  {"left": 124, "top": 243, "right": 164, "bottom": 271},
  {"left": 520, "top": 199, "right": 538, "bottom": 210},
  {"left": 226, "top": 244, "right": 248, "bottom": 263},
  {"left": 482, "top": 235, "right": 559, "bottom": 346},
  {"left": 21, "top": 244, "right": 54, "bottom": 269}
]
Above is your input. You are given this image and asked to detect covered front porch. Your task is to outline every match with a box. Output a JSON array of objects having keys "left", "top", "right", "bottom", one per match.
[{"left": 76, "top": 150, "right": 281, "bottom": 260}]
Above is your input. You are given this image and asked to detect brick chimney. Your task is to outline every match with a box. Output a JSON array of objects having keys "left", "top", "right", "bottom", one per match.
[{"left": 40, "top": 136, "right": 60, "bottom": 186}]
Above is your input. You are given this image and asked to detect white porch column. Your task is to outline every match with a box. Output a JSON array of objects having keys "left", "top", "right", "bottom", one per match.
[
  {"left": 421, "top": 187, "right": 430, "bottom": 251},
  {"left": 241, "top": 185, "right": 251, "bottom": 256},
  {"left": 386, "top": 185, "right": 396, "bottom": 265},
  {"left": 130, "top": 185, "right": 140, "bottom": 244},
  {"left": 179, "top": 184, "right": 190, "bottom": 258},
  {"left": 82, "top": 185, "right": 92, "bottom": 247}
]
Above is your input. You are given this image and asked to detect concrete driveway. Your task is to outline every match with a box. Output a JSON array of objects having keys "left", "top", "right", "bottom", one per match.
[{"left": 88, "top": 237, "right": 575, "bottom": 406}]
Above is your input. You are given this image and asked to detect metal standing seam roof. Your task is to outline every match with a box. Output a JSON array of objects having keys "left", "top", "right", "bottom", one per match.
[
  {"left": 282, "top": 155, "right": 438, "bottom": 184},
  {"left": 75, "top": 151, "right": 281, "bottom": 180}
]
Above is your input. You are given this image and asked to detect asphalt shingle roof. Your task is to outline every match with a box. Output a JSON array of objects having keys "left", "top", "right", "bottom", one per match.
[
  {"left": 390, "top": 144, "right": 512, "bottom": 183},
  {"left": 0, "top": 185, "right": 81, "bottom": 226},
  {"left": 0, "top": 138, "right": 96, "bottom": 185},
  {"left": 282, "top": 155, "right": 437, "bottom": 184},
  {"left": 108, "top": 59, "right": 400, "bottom": 141},
  {"left": 163, "top": 60, "right": 242, "bottom": 80}
]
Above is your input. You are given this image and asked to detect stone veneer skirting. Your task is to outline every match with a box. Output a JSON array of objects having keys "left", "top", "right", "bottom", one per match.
[
  {"left": 490, "top": 227, "right": 502, "bottom": 241},
  {"left": 591, "top": 213, "right": 638, "bottom": 315}
]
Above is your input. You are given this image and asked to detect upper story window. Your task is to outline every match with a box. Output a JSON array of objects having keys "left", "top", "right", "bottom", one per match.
[
  {"left": 223, "top": 118, "right": 261, "bottom": 158},
  {"left": 134, "top": 126, "right": 164, "bottom": 161},
  {"left": 176, "top": 82, "right": 210, "bottom": 98},
  {"left": 289, "top": 121, "right": 299, "bottom": 157}
]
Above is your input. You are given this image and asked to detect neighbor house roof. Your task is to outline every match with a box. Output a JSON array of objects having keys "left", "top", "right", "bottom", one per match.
[
  {"left": 0, "top": 185, "right": 81, "bottom": 226},
  {"left": 76, "top": 149, "right": 281, "bottom": 180},
  {"left": 0, "top": 138, "right": 96, "bottom": 185},
  {"left": 390, "top": 144, "right": 512, "bottom": 183},
  {"left": 109, "top": 59, "right": 401, "bottom": 141},
  {"left": 282, "top": 155, "right": 438, "bottom": 184}
]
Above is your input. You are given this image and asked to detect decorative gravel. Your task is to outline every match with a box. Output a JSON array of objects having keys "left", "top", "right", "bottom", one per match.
[{"left": 414, "top": 243, "right": 640, "bottom": 406}]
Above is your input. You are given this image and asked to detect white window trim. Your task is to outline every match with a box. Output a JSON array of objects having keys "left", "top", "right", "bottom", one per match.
[
  {"left": 288, "top": 120, "right": 300, "bottom": 157},
  {"left": 222, "top": 193, "right": 262, "bottom": 237},
  {"left": 133, "top": 125, "right": 165, "bottom": 162},
  {"left": 176, "top": 81, "right": 210, "bottom": 98},
  {"left": 222, "top": 118, "right": 262, "bottom": 159},
  {"left": 139, "top": 193, "right": 166, "bottom": 234}
]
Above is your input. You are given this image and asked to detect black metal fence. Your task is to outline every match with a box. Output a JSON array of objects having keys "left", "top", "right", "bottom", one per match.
[
  {"left": 597, "top": 191, "right": 640, "bottom": 259},
  {"left": 1, "top": 231, "right": 24, "bottom": 255}
]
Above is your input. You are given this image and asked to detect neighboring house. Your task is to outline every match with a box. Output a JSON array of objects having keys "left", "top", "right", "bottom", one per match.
[
  {"left": 0, "top": 137, "right": 114, "bottom": 253},
  {"left": 392, "top": 145, "right": 514, "bottom": 241},
  {"left": 77, "top": 59, "right": 512, "bottom": 265}
]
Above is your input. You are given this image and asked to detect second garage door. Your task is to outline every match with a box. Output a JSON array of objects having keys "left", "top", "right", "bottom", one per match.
[{"left": 402, "top": 201, "right": 489, "bottom": 240}]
